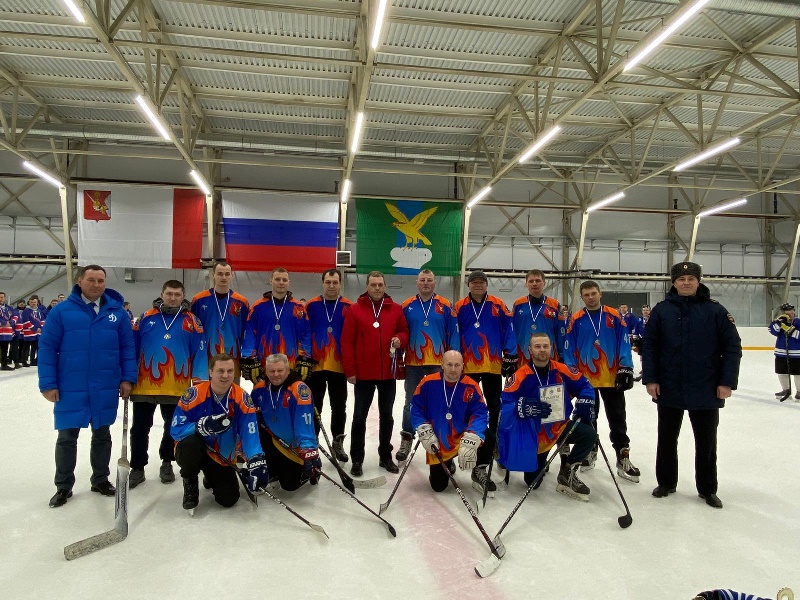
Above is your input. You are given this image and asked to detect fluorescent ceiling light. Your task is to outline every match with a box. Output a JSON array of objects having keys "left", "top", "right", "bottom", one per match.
[
  {"left": 467, "top": 186, "right": 492, "bottom": 208},
  {"left": 22, "top": 161, "right": 63, "bottom": 188},
  {"left": 135, "top": 95, "right": 171, "bottom": 140},
  {"left": 698, "top": 198, "right": 747, "bottom": 218},
  {"left": 586, "top": 191, "right": 625, "bottom": 213},
  {"left": 189, "top": 170, "right": 212, "bottom": 196},
  {"left": 519, "top": 125, "right": 561, "bottom": 163},
  {"left": 370, "top": 0, "right": 389, "bottom": 49},
  {"left": 673, "top": 137, "right": 740, "bottom": 172},
  {"left": 341, "top": 179, "right": 351, "bottom": 204},
  {"left": 62, "top": 0, "right": 86, "bottom": 23},
  {"left": 624, "top": 0, "right": 711, "bottom": 72},
  {"left": 351, "top": 112, "right": 365, "bottom": 153}
]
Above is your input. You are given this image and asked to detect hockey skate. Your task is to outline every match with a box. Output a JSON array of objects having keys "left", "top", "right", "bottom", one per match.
[
  {"left": 182, "top": 477, "right": 199, "bottom": 515},
  {"left": 580, "top": 446, "right": 597, "bottom": 472},
  {"left": 616, "top": 448, "right": 640, "bottom": 483},
  {"left": 332, "top": 434, "right": 349, "bottom": 463},
  {"left": 471, "top": 465, "right": 496, "bottom": 497},
  {"left": 395, "top": 431, "right": 413, "bottom": 462},
  {"left": 775, "top": 389, "right": 791, "bottom": 402},
  {"left": 556, "top": 460, "right": 590, "bottom": 502}
]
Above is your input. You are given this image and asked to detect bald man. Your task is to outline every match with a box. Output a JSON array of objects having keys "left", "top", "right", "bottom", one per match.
[{"left": 410, "top": 350, "right": 496, "bottom": 494}]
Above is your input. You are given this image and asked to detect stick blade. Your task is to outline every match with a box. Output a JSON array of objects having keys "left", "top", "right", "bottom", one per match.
[
  {"left": 353, "top": 476, "right": 387, "bottom": 489},
  {"left": 493, "top": 535, "right": 506, "bottom": 558},
  {"left": 475, "top": 553, "right": 502, "bottom": 578},
  {"left": 114, "top": 463, "right": 130, "bottom": 535},
  {"left": 64, "top": 530, "right": 126, "bottom": 561},
  {"left": 378, "top": 501, "right": 389, "bottom": 515},
  {"left": 387, "top": 524, "right": 397, "bottom": 538},
  {"left": 618, "top": 514, "right": 633, "bottom": 529},
  {"left": 310, "top": 523, "right": 329, "bottom": 539}
]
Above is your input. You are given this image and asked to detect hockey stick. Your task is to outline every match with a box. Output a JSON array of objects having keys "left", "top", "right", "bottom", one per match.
[
  {"left": 314, "top": 407, "right": 387, "bottom": 490},
  {"left": 474, "top": 419, "right": 580, "bottom": 577},
  {"left": 64, "top": 397, "right": 131, "bottom": 560},
  {"left": 208, "top": 449, "right": 258, "bottom": 506},
  {"left": 596, "top": 440, "right": 633, "bottom": 529},
  {"left": 318, "top": 471, "right": 397, "bottom": 537},
  {"left": 379, "top": 439, "right": 420, "bottom": 515},
  {"left": 318, "top": 446, "right": 386, "bottom": 489},
  {"left": 432, "top": 444, "right": 502, "bottom": 578},
  {"left": 215, "top": 449, "right": 329, "bottom": 538},
  {"left": 782, "top": 330, "right": 792, "bottom": 402},
  {"left": 476, "top": 448, "right": 496, "bottom": 513}
]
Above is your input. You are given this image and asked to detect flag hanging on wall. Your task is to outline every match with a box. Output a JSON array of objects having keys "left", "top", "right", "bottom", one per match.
[
  {"left": 77, "top": 185, "right": 205, "bottom": 269},
  {"left": 355, "top": 198, "right": 463, "bottom": 275},
  {"left": 221, "top": 191, "right": 339, "bottom": 272}
]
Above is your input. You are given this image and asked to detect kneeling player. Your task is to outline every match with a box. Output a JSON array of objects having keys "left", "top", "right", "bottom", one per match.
[
  {"left": 251, "top": 353, "right": 321, "bottom": 491},
  {"left": 410, "top": 350, "right": 496, "bottom": 494},
  {"left": 170, "top": 353, "right": 269, "bottom": 512},
  {"left": 499, "top": 332, "right": 597, "bottom": 501}
]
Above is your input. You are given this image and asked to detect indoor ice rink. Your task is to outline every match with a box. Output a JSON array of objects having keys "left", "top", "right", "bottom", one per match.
[
  {"left": 1, "top": 352, "right": 799, "bottom": 599},
  {"left": 1, "top": 0, "right": 800, "bottom": 599}
]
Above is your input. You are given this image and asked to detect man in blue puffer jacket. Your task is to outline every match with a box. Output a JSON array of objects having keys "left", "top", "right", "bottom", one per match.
[
  {"left": 38, "top": 264, "right": 137, "bottom": 508},
  {"left": 642, "top": 261, "right": 741, "bottom": 509}
]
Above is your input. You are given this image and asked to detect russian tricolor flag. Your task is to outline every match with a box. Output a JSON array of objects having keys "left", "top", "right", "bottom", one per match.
[{"left": 222, "top": 191, "right": 339, "bottom": 272}]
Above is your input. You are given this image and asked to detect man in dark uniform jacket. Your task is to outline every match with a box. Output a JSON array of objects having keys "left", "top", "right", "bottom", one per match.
[{"left": 642, "top": 261, "right": 741, "bottom": 509}]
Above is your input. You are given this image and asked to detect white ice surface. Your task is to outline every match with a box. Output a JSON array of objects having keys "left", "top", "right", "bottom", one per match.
[{"left": 0, "top": 350, "right": 797, "bottom": 600}]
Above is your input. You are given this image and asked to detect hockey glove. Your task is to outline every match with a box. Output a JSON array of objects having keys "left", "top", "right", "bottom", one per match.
[
  {"left": 501, "top": 354, "right": 519, "bottom": 378},
  {"left": 196, "top": 413, "right": 232, "bottom": 437},
  {"left": 298, "top": 447, "right": 322, "bottom": 485},
  {"left": 574, "top": 397, "right": 595, "bottom": 422},
  {"left": 457, "top": 431, "right": 482, "bottom": 471},
  {"left": 415, "top": 423, "right": 439, "bottom": 455},
  {"left": 293, "top": 355, "right": 318, "bottom": 381},
  {"left": 240, "top": 356, "right": 261, "bottom": 382},
  {"left": 615, "top": 366, "right": 635, "bottom": 391},
  {"left": 778, "top": 314, "right": 796, "bottom": 335},
  {"left": 245, "top": 454, "right": 270, "bottom": 493},
  {"left": 516, "top": 397, "right": 552, "bottom": 420}
]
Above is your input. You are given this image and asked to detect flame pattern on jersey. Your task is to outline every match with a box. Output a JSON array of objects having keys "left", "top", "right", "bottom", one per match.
[
  {"left": 190, "top": 289, "right": 250, "bottom": 362},
  {"left": 512, "top": 295, "right": 565, "bottom": 360},
  {"left": 410, "top": 372, "right": 488, "bottom": 464},
  {"left": 132, "top": 309, "right": 208, "bottom": 397},
  {"left": 305, "top": 295, "right": 352, "bottom": 373},
  {"left": 563, "top": 306, "right": 632, "bottom": 388},
  {"left": 242, "top": 296, "right": 311, "bottom": 368},
  {"left": 454, "top": 294, "right": 515, "bottom": 374},
  {"left": 401, "top": 295, "right": 459, "bottom": 367},
  {"left": 498, "top": 361, "right": 594, "bottom": 472}
]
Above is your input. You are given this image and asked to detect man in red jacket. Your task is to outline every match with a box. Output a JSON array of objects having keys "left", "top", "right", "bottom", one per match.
[{"left": 341, "top": 271, "right": 409, "bottom": 477}]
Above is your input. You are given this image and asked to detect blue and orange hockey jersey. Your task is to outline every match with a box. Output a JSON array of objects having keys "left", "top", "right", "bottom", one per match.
[
  {"left": 252, "top": 377, "right": 317, "bottom": 463},
  {"left": 132, "top": 307, "right": 208, "bottom": 397},
  {"left": 242, "top": 294, "right": 311, "bottom": 368},
  {"left": 498, "top": 361, "right": 595, "bottom": 472},
  {"left": 454, "top": 294, "right": 515, "bottom": 375},
  {"left": 564, "top": 306, "right": 633, "bottom": 388},
  {"left": 191, "top": 289, "right": 250, "bottom": 363},
  {"left": 512, "top": 295, "right": 565, "bottom": 360},
  {"left": 305, "top": 295, "right": 352, "bottom": 373},
  {"left": 410, "top": 372, "right": 488, "bottom": 464},
  {"left": 402, "top": 294, "right": 460, "bottom": 367},
  {"left": 170, "top": 381, "right": 263, "bottom": 464}
]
